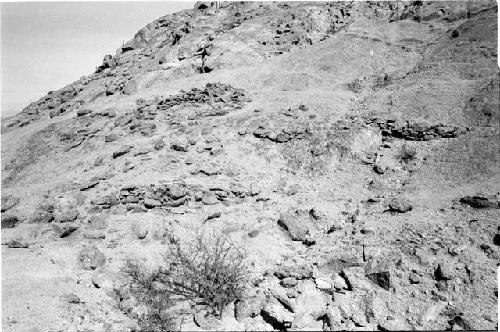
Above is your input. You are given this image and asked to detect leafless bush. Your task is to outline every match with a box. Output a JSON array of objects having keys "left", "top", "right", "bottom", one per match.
[
  {"left": 121, "top": 231, "right": 248, "bottom": 331},
  {"left": 163, "top": 231, "right": 248, "bottom": 316}
]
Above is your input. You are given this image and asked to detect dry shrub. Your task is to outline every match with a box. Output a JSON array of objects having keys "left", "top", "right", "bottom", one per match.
[
  {"left": 163, "top": 231, "right": 248, "bottom": 316},
  {"left": 121, "top": 231, "right": 248, "bottom": 331}
]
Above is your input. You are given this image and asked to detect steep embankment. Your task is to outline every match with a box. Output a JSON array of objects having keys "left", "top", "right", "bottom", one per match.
[{"left": 1, "top": 2, "right": 499, "bottom": 332}]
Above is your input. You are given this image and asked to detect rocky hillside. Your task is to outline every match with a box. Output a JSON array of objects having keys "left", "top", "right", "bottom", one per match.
[{"left": 1, "top": 1, "right": 499, "bottom": 331}]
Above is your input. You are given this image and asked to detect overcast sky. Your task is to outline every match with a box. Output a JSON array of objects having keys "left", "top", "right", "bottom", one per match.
[{"left": 1, "top": 1, "right": 195, "bottom": 118}]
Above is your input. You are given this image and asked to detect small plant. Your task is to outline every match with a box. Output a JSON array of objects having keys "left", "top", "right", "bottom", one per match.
[
  {"left": 121, "top": 231, "right": 248, "bottom": 331},
  {"left": 397, "top": 143, "right": 417, "bottom": 164}
]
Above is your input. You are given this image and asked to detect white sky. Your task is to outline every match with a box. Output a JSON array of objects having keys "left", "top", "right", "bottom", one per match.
[{"left": 0, "top": 1, "right": 195, "bottom": 117}]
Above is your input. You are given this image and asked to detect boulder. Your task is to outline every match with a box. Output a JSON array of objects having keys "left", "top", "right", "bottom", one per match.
[
  {"left": 57, "top": 224, "right": 80, "bottom": 237},
  {"left": 94, "top": 156, "right": 104, "bottom": 166},
  {"left": 112, "top": 145, "right": 132, "bottom": 158},
  {"left": 144, "top": 198, "right": 162, "bottom": 209},
  {"left": 202, "top": 193, "right": 219, "bottom": 205},
  {"left": 261, "top": 300, "right": 294, "bottom": 329},
  {"left": 434, "top": 262, "right": 456, "bottom": 281},
  {"left": 59, "top": 128, "right": 76, "bottom": 141},
  {"left": 130, "top": 204, "right": 148, "bottom": 213},
  {"left": 271, "top": 289, "right": 297, "bottom": 313},
  {"left": 292, "top": 311, "right": 327, "bottom": 330},
  {"left": 378, "top": 317, "right": 409, "bottom": 331},
  {"left": 494, "top": 233, "right": 500, "bottom": 246},
  {"left": 373, "top": 161, "right": 388, "bottom": 174},
  {"left": 314, "top": 278, "right": 333, "bottom": 293},
  {"left": 29, "top": 209, "right": 53, "bottom": 223},
  {"left": 122, "top": 161, "right": 135, "bottom": 173},
  {"left": 248, "top": 229, "right": 259, "bottom": 238},
  {"left": 78, "top": 246, "right": 106, "bottom": 270},
  {"left": 210, "top": 145, "right": 224, "bottom": 156},
  {"left": 235, "top": 290, "right": 267, "bottom": 321},
  {"left": 193, "top": 309, "right": 220, "bottom": 330},
  {"left": 83, "top": 230, "right": 106, "bottom": 240},
  {"left": 123, "top": 79, "right": 138, "bottom": 95},
  {"left": 409, "top": 272, "right": 421, "bottom": 284},
  {"left": 319, "top": 258, "right": 363, "bottom": 275},
  {"left": 103, "top": 108, "right": 117, "bottom": 117},
  {"left": 341, "top": 267, "right": 373, "bottom": 292},
  {"left": 104, "top": 133, "right": 119, "bottom": 143},
  {"left": 6, "top": 238, "right": 30, "bottom": 248},
  {"left": 53, "top": 208, "right": 79, "bottom": 223},
  {"left": 131, "top": 221, "right": 148, "bottom": 239},
  {"left": 168, "top": 196, "right": 188, "bottom": 207},
  {"left": 154, "top": 138, "right": 165, "bottom": 150},
  {"left": 115, "top": 115, "right": 133, "bottom": 127},
  {"left": 1, "top": 214, "right": 19, "bottom": 229},
  {"left": 61, "top": 293, "right": 81, "bottom": 304},
  {"left": 275, "top": 265, "right": 313, "bottom": 280},
  {"left": 280, "top": 277, "right": 298, "bottom": 288},
  {"left": 49, "top": 108, "right": 64, "bottom": 118},
  {"left": 205, "top": 211, "right": 221, "bottom": 221},
  {"left": 170, "top": 138, "right": 189, "bottom": 152},
  {"left": 100, "top": 54, "right": 115, "bottom": 70},
  {"left": 133, "top": 146, "right": 151, "bottom": 156},
  {"left": 366, "top": 271, "right": 391, "bottom": 290},
  {"left": 365, "top": 261, "right": 392, "bottom": 290},
  {"left": 77, "top": 109, "right": 92, "bottom": 117},
  {"left": 277, "top": 211, "right": 310, "bottom": 242},
  {"left": 1, "top": 195, "right": 19, "bottom": 212},
  {"left": 91, "top": 268, "right": 118, "bottom": 293},
  {"left": 169, "top": 184, "right": 188, "bottom": 199},
  {"left": 158, "top": 55, "right": 167, "bottom": 64},
  {"left": 331, "top": 273, "right": 348, "bottom": 291},
  {"left": 88, "top": 215, "right": 109, "bottom": 230},
  {"left": 387, "top": 197, "right": 412, "bottom": 213},
  {"left": 80, "top": 177, "right": 100, "bottom": 191},
  {"left": 459, "top": 195, "right": 500, "bottom": 209},
  {"left": 365, "top": 293, "right": 390, "bottom": 323},
  {"left": 94, "top": 194, "right": 120, "bottom": 207}
]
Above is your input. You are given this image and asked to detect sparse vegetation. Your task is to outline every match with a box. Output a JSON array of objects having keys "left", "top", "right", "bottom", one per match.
[
  {"left": 121, "top": 231, "right": 248, "bottom": 331},
  {"left": 122, "top": 260, "right": 176, "bottom": 332},
  {"left": 397, "top": 143, "right": 417, "bottom": 164}
]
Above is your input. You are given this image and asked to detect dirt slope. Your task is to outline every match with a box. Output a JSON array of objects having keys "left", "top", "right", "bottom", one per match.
[{"left": 1, "top": 2, "right": 499, "bottom": 331}]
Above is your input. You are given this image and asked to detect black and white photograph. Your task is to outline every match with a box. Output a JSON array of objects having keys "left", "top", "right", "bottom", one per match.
[{"left": 1, "top": 1, "right": 499, "bottom": 331}]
